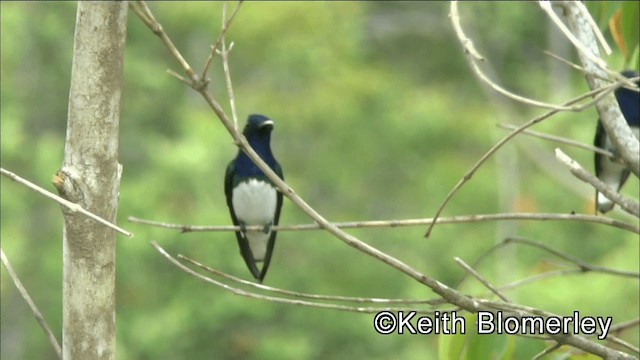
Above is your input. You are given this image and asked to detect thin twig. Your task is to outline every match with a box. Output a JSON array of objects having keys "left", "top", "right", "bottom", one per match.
[
  {"left": 1, "top": 167, "right": 132, "bottom": 237},
  {"left": 454, "top": 241, "right": 510, "bottom": 289},
  {"left": 1, "top": 249, "right": 62, "bottom": 359},
  {"left": 199, "top": 0, "right": 243, "bottom": 82},
  {"left": 539, "top": 1, "right": 610, "bottom": 74},
  {"left": 178, "top": 254, "right": 444, "bottom": 305},
  {"left": 531, "top": 343, "right": 562, "bottom": 360},
  {"left": 504, "top": 237, "right": 639, "bottom": 279},
  {"left": 499, "top": 269, "right": 581, "bottom": 292},
  {"left": 128, "top": 212, "right": 640, "bottom": 234},
  {"left": 609, "top": 318, "right": 640, "bottom": 335},
  {"left": 600, "top": 336, "right": 639, "bottom": 356},
  {"left": 555, "top": 148, "right": 640, "bottom": 217},
  {"left": 497, "top": 123, "right": 615, "bottom": 158},
  {"left": 544, "top": 50, "right": 588, "bottom": 73},
  {"left": 152, "top": 242, "right": 435, "bottom": 314},
  {"left": 424, "top": 82, "right": 621, "bottom": 238},
  {"left": 219, "top": 3, "right": 239, "bottom": 131},
  {"left": 129, "top": 1, "right": 198, "bottom": 84},
  {"left": 458, "top": 236, "right": 638, "bottom": 292},
  {"left": 451, "top": 1, "right": 610, "bottom": 112},
  {"left": 454, "top": 257, "right": 511, "bottom": 303}
]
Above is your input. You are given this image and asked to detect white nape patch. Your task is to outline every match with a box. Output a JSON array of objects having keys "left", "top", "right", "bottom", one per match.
[{"left": 232, "top": 179, "right": 277, "bottom": 261}]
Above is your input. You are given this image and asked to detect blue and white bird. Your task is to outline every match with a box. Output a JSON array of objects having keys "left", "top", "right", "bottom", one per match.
[
  {"left": 594, "top": 70, "right": 640, "bottom": 213},
  {"left": 225, "top": 114, "right": 283, "bottom": 281}
]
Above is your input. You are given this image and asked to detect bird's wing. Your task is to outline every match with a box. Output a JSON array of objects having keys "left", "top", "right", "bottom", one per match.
[
  {"left": 593, "top": 120, "right": 606, "bottom": 177},
  {"left": 225, "top": 159, "right": 262, "bottom": 280},
  {"left": 258, "top": 161, "right": 284, "bottom": 281},
  {"left": 593, "top": 120, "right": 606, "bottom": 213},
  {"left": 224, "top": 160, "right": 238, "bottom": 224}
]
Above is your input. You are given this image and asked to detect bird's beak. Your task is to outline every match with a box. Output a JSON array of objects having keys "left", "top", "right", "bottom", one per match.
[{"left": 259, "top": 120, "right": 274, "bottom": 129}]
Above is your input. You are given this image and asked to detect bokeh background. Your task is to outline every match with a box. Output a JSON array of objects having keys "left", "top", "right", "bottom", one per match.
[{"left": 2, "top": 2, "right": 638, "bottom": 359}]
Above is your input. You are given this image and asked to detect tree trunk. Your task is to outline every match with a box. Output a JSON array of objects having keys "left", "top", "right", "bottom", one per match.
[{"left": 53, "top": 2, "right": 127, "bottom": 359}]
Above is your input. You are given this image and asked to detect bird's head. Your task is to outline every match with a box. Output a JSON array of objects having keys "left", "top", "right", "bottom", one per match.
[{"left": 243, "top": 114, "right": 274, "bottom": 137}]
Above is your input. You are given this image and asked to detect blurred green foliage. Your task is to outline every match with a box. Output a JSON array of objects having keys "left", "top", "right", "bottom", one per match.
[{"left": 1, "top": 2, "right": 638, "bottom": 359}]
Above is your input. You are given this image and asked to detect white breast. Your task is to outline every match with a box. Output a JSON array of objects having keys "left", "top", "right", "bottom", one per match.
[{"left": 232, "top": 179, "right": 277, "bottom": 261}]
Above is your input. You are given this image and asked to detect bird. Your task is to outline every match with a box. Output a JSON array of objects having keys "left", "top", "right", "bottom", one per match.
[
  {"left": 594, "top": 70, "right": 640, "bottom": 213},
  {"left": 225, "top": 114, "right": 283, "bottom": 281}
]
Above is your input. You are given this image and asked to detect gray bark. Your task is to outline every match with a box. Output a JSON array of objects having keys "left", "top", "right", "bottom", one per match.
[
  {"left": 562, "top": 1, "right": 640, "bottom": 178},
  {"left": 53, "top": 2, "right": 127, "bottom": 359}
]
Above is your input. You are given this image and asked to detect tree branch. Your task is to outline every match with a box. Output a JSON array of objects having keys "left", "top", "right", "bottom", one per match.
[
  {"left": 1, "top": 248, "right": 62, "bottom": 359},
  {"left": 0, "top": 167, "right": 132, "bottom": 237},
  {"left": 497, "top": 123, "right": 615, "bottom": 158},
  {"left": 130, "top": 3, "right": 637, "bottom": 357},
  {"left": 559, "top": 1, "right": 640, "bottom": 177},
  {"left": 128, "top": 212, "right": 639, "bottom": 234},
  {"left": 555, "top": 148, "right": 640, "bottom": 217},
  {"left": 151, "top": 242, "right": 437, "bottom": 315},
  {"left": 178, "top": 253, "right": 445, "bottom": 305}
]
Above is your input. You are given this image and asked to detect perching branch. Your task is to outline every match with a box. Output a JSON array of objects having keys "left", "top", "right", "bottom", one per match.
[
  {"left": 131, "top": 0, "right": 489, "bottom": 324},
  {"left": 555, "top": 148, "right": 640, "bottom": 217},
  {"left": 0, "top": 167, "right": 132, "bottom": 237},
  {"left": 129, "top": 3, "right": 637, "bottom": 357},
  {"left": 128, "top": 212, "right": 639, "bottom": 234},
  {"left": 1, "top": 249, "right": 62, "bottom": 359}
]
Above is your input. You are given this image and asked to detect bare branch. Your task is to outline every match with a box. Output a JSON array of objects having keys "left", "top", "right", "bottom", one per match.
[
  {"left": 128, "top": 212, "right": 640, "bottom": 234},
  {"left": 199, "top": 0, "right": 243, "bottom": 83},
  {"left": 539, "top": 1, "right": 610, "bottom": 72},
  {"left": 1, "top": 167, "right": 132, "bottom": 237},
  {"left": 454, "top": 257, "right": 511, "bottom": 303},
  {"left": 602, "top": 336, "right": 640, "bottom": 357},
  {"left": 610, "top": 318, "right": 640, "bottom": 335},
  {"left": 1, "top": 248, "right": 62, "bottom": 359},
  {"left": 178, "top": 254, "right": 445, "bottom": 306},
  {"left": 531, "top": 343, "right": 562, "bottom": 360},
  {"left": 424, "top": 83, "right": 618, "bottom": 238},
  {"left": 504, "top": 237, "right": 639, "bottom": 279},
  {"left": 129, "top": 1, "right": 198, "bottom": 84},
  {"left": 450, "top": 1, "right": 610, "bottom": 112},
  {"left": 152, "top": 242, "right": 436, "bottom": 314},
  {"left": 555, "top": 148, "right": 639, "bottom": 217},
  {"left": 498, "top": 123, "right": 615, "bottom": 158},
  {"left": 219, "top": 3, "right": 239, "bottom": 130}
]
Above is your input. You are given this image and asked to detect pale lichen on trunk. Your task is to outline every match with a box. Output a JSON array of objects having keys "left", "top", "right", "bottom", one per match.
[
  {"left": 53, "top": 2, "right": 127, "bottom": 359},
  {"left": 561, "top": 1, "right": 640, "bottom": 177}
]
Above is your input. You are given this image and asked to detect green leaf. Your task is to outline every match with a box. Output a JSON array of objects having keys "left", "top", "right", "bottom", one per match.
[{"left": 438, "top": 325, "right": 468, "bottom": 360}]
